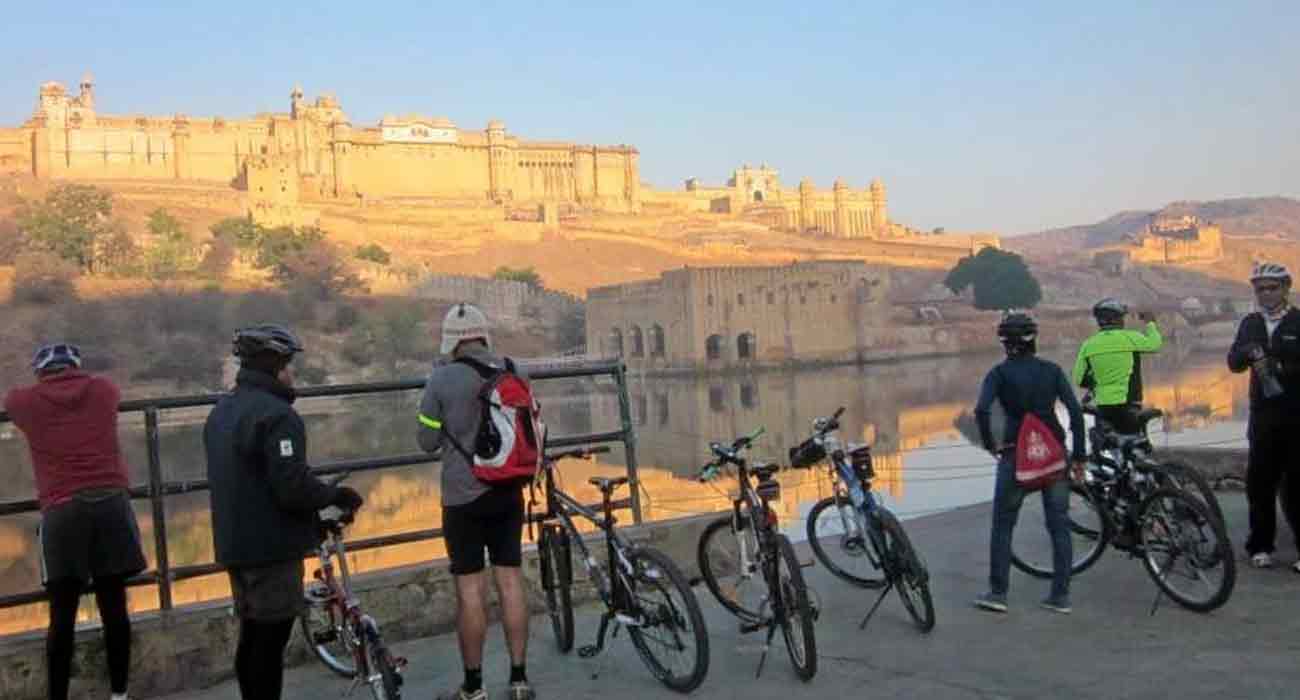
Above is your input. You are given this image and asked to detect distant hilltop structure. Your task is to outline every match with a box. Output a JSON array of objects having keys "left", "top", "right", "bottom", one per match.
[
  {"left": 0, "top": 75, "right": 641, "bottom": 214},
  {"left": 1093, "top": 214, "right": 1224, "bottom": 274}
]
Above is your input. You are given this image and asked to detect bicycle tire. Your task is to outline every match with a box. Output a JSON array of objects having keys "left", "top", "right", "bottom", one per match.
[
  {"left": 1152, "top": 459, "right": 1226, "bottom": 526},
  {"left": 874, "top": 509, "right": 935, "bottom": 633},
  {"left": 539, "top": 524, "right": 574, "bottom": 653},
  {"left": 363, "top": 625, "right": 402, "bottom": 700},
  {"left": 625, "top": 546, "right": 711, "bottom": 693},
  {"left": 1010, "top": 482, "right": 1110, "bottom": 579},
  {"left": 1138, "top": 487, "right": 1236, "bottom": 613},
  {"left": 697, "top": 515, "right": 764, "bottom": 620},
  {"left": 772, "top": 534, "right": 817, "bottom": 681},
  {"left": 300, "top": 594, "right": 358, "bottom": 678},
  {"left": 806, "top": 497, "right": 886, "bottom": 589}
]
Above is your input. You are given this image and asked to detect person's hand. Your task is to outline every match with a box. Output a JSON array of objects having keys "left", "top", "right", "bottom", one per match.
[
  {"left": 1137, "top": 310, "right": 1156, "bottom": 323},
  {"left": 1069, "top": 458, "right": 1087, "bottom": 482},
  {"left": 332, "top": 486, "right": 364, "bottom": 511}
]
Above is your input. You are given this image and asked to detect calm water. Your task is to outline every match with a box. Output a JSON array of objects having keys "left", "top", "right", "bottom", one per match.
[{"left": 0, "top": 348, "right": 1248, "bottom": 634}]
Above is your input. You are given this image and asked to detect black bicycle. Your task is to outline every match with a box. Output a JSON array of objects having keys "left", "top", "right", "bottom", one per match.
[
  {"left": 696, "top": 428, "right": 818, "bottom": 681},
  {"left": 799, "top": 407, "right": 935, "bottom": 632},
  {"left": 537, "top": 446, "right": 710, "bottom": 693}
]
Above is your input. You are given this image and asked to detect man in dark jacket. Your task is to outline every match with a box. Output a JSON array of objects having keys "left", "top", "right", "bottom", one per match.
[
  {"left": 1227, "top": 262, "right": 1300, "bottom": 571},
  {"left": 973, "top": 313, "right": 1087, "bottom": 614},
  {"left": 6, "top": 343, "right": 146, "bottom": 700},
  {"left": 204, "top": 324, "right": 363, "bottom": 700}
]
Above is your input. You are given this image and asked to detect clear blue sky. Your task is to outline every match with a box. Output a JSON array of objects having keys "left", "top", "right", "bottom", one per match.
[{"left": 2, "top": 1, "right": 1296, "bottom": 234}]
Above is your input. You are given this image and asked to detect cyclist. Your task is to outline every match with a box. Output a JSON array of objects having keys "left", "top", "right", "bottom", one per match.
[
  {"left": 1227, "top": 262, "right": 1300, "bottom": 570},
  {"left": 5, "top": 343, "right": 146, "bottom": 700},
  {"left": 205, "top": 324, "right": 363, "bottom": 700},
  {"left": 418, "top": 303, "right": 534, "bottom": 700},
  {"left": 1072, "top": 298, "right": 1163, "bottom": 435},
  {"left": 974, "top": 313, "right": 1087, "bottom": 615}
]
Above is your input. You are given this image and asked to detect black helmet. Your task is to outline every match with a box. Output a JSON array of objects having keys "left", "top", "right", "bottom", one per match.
[
  {"left": 232, "top": 324, "right": 304, "bottom": 359},
  {"left": 1092, "top": 298, "right": 1128, "bottom": 327},
  {"left": 997, "top": 312, "right": 1038, "bottom": 343}
]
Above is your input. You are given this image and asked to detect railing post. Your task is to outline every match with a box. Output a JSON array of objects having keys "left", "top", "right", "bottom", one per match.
[
  {"left": 144, "top": 407, "right": 173, "bottom": 611},
  {"left": 612, "top": 362, "right": 643, "bottom": 523}
]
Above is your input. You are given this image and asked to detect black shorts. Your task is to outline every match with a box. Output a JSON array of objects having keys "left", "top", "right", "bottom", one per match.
[
  {"left": 39, "top": 489, "right": 147, "bottom": 587},
  {"left": 443, "top": 487, "right": 525, "bottom": 575},
  {"left": 228, "top": 559, "right": 305, "bottom": 622}
]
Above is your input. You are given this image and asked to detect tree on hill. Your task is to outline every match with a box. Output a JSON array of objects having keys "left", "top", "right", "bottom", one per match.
[
  {"left": 16, "top": 184, "right": 115, "bottom": 272},
  {"left": 944, "top": 247, "right": 1043, "bottom": 310},
  {"left": 492, "top": 265, "right": 543, "bottom": 290},
  {"left": 144, "top": 208, "right": 199, "bottom": 279}
]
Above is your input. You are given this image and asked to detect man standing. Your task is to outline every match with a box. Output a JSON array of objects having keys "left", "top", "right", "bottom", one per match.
[
  {"left": 205, "top": 324, "right": 363, "bottom": 699},
  {"left": 1072, "top": 298, "right": 1163, "bottom": 434},
  {"left": 418, "top": 304, "right": 534, "bottom": 700},
  {"left": 1227, "top": 263, "right": 1300, "bottom": 570},
  {"left": 6, "top": 343, "right": 146, "bottom": 700}
]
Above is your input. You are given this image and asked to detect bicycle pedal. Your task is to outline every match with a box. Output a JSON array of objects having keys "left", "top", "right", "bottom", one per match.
[{"left": 577, "top": 644, "right": 600, "bottom": 658}]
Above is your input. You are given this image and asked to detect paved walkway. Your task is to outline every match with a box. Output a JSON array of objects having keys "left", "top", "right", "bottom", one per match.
[{"left": 163, "top": 492, "right": 1299, "bottom": 700}]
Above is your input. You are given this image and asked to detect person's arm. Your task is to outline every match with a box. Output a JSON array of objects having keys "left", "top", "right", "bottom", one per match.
[
  {"left": 1071, "top": 342, "right": 1091, "bottom": 388},
  {"left": 261, "top": 412, "right": 339, "bottom": 513},
  {"left": 1129, "top": 321, "right": 1163, "bottom": 353},
  {"left": 416, "top": 376, "right": 443, "bottom": 455},
  {"left": 1226, "top": 316, "right": 1257, "bottom": 373},
  {"left": 973, "top": 369, "right": 1001, "bottom": 453},
  {"left": 1056, "top": 367, "right": 1088, "bottom": 461}
]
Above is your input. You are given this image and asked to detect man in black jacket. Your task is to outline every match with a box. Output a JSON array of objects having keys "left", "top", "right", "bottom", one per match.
[
  {"left": 1227, "top": 262, "right": 1300, "bottom": 571},
  {"left": 205, "top": 324, "right": 363, "bottom": 700}
]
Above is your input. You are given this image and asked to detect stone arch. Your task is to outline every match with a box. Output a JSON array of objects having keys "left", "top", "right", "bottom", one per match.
[
  {"left": 737, "top": 332, "right": 756, "bottom": 361},
  {"left": 609, "top": 328, "right": 624, "bottom": 357},
  {"left": 753, "top": 190, "right": 764, "bottom": 203},
  {"left": 650, "top": 324, "right": 666, "bottom": 357},
  {"left": 706, "top": 334, "right": 724, "bottom": 361},
  {"left": 629, "top": 325, "right": 645, "bottom": 358}
]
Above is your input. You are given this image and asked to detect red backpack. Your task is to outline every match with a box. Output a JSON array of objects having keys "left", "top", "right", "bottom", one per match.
[
  {"left": 1014, "top": 412, "right": 1067, "bottom": 491},
  {"left": 443, "top": 357, "right": 547, "bottom": 487}
]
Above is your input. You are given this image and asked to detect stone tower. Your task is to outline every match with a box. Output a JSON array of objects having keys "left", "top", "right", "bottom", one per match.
[
  {"left": 486, "top": 120, "right": 510, "bottom": 202},
  {"left": 77, "top": 72, "right": 95, "bottom": 110},
  {"left": 870, "top": 178, "right": 888, "bottom": 236},
  {"left": 833, "top": 178, "right": 849, "bottom": 238},
  {"left": 798, "top": 178, "right": 815, "bottom": 232},
  {"left": 330, "top": 120, "right": 352, "bottom": 198},
  {"left": 290, "top": 84, "right": 305, "bottom": 119}
]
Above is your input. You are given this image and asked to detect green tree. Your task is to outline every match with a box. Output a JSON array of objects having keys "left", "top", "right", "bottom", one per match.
[
  {"left": 276, "top": 239, "right": 366, "bottom": 300},
  {"left": 943, "top": 247, "right": 1042, "bottom": 310},
  {"left": 17, "top": 184, "right": 114, "bottom": 271},
  {"left": 355, "top": 242, "right": 391, "bottom": 265},
  {"left": 492, "top": 265, "right": 543, "bottom": 290},
  {"left": 144, "top": 208, "right": 198, "bottom": 279},
  {"left": 95, "top": 221, "right": 142, "bottom": 277},
  {"left": 210, "top": 217, "right": 262, "bottom": 251}
]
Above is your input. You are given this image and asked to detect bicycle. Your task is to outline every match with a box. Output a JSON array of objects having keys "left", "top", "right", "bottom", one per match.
[
  {"left": 537, "top": 445, "right": 710, "bottom": 693},
  {"left": 300, "top": 474, "right": 405, "bottom": 699},
  {"left": 800, "top": 407, "right": 935, "bottom": 633},
  {"left": 1008, "top": 408, "right": 1236, "bottom": 613},
  {"left": 695, "top": 428, "right": 818, "bottom": 681}
]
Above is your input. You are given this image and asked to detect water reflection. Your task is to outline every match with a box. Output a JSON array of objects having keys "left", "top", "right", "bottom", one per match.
[{"left": 0, "top": 351, "right": 1247, "bottom": 635}]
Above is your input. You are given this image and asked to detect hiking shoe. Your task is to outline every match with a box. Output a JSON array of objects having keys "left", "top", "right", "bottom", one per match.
[
  {"left": 1250, "top": 552, "right": 1274, "bottom": 568},
  {"left": 1040, "top": 597, "right": 1072, "bottom": 615},
  {"left": 973, "top": 593, "right": 1008, "bottom": 613},
  {"left": 436, "top": 688, "right": 487, "bottom": 700},
  {"left": 507, "top": 681, "right": 536, "bottom": 700}
]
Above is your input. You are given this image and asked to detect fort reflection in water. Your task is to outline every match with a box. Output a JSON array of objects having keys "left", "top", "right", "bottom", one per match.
[{"left": 0, "top": 350, "right": 1246, "bottom": 635}]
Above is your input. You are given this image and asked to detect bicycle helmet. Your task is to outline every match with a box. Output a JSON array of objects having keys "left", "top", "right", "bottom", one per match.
[
  {"left": 1092, "top": 297, "right": 1128, "bottom": 328},
  {"left": 232, "top": 324, "right": 304, "bottom": 359},
  {"left": 1250, "top": 262, "right": 1292, "bottom": 285},
  {"left": 997, "top": 312, "right": 1038, "bottom": 343},
  {"left": 31, "top": 343, "right": 82, "bottom": 372}
]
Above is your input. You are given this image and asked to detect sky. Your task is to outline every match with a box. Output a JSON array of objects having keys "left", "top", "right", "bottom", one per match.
[{"left": 1, "top": 1, "right": 1296, "bottom": 235}]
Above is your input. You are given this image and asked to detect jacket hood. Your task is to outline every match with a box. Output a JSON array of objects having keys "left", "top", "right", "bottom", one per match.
[{"left": 33, "top": 370, "right": 96, "bottom": 409}]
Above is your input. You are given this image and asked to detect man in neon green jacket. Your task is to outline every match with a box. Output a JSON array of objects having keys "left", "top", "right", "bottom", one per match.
[{"left": 1072, "top": 298, "right": 1163, "bottom": 434}]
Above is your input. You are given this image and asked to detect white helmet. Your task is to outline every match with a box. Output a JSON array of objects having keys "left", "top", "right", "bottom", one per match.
[
  {"left": 440, "top": 303, "right": 491, "bottom": 355},
  {"left": 1250, "top": 262, "right": 1292, "bottom": 284}
]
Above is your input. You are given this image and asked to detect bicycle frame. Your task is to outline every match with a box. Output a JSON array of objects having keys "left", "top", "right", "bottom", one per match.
[{"left": 311, "top": 521, "right": 388, "bottom": 687}]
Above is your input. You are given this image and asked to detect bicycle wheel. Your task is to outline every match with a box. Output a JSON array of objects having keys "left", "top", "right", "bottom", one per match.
[
  {"left": 1152, "top": 460, "right": 1225, "bottom": 526},
  {"left": 874, "top": 509, "right": 935, "bottom": 633},
  {"left": 806, "top": 497, "right": 886, "bottom": 589},
  {"left": 1138, "top": 487, "right": 1235, "bottom": 613},
  {"left": 625, "top": 546, "right": 710, "bottom": 693},
  {"left": 300, "top": 590, "right": 358, "bottom": 677},
  {"left": 539, "top": 524, "right": 574, "bottom": 653},
  {"left": 1011, "top": 482, "right": 1109, "bottom": 579},
  {"left": 363, "top": 624, "right": 402, "bottom": 700},
  {"left": 772, "top": 534, "right": 817, "bottom": 681},
  {"left": 698, "top": 515, "right": 765, "bottom": 620}
]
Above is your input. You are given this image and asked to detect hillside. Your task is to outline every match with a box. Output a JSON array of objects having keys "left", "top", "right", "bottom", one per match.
[{"left": 1011, "top": 197, "right": 1300, "bottom": 258}]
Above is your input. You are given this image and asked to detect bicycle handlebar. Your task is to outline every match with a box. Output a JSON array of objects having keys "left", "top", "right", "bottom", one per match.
[{"left": 544, "top": 445, "right": 612, "bottom": 463}]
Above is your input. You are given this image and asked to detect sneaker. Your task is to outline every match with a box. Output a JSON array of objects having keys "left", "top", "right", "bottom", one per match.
[
  {"left": 507, "top": 681, "right": 536, "bottom": 700},
  {"left": 1040, "top": 598, "right": 1072, "bottom": 615},
  {"left": 973, "top": 593, "right": 1008, "bottom": 613},
  {"left": 1250, "top": 552, "right": 1275, "bottom": 568},
  {"left": 436, "top": 688, "right": 487, "bottom": 700},
  {"left": 1292, "top": 560, "right": 1300, "bottom": 574}
]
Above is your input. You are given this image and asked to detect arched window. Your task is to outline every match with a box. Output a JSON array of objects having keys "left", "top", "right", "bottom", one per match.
[
  {"left": 737, "top": 332, "right": 756, "bottom": 361},
  {"left": 656, "top": 393, "right": 670, "bottom": 426},
  {"left": 650, "top": 324, "right": 666, "bottom": 356},
  {"left": 609, "top": 328, "right": 623, "bottom": 357},
  {"left": 706, "top": 334, "right": 724, "bottom": 361},
  {"left": 740, "top": 382, "right": 758, "bottom": 409},
  {"left": 629, "top": 325, "right": 644, "bottom": 357},
  {"left": 753, "top": 190, "right": 764, "bottom": 202},
  {"left": 635, "top": 392, "right": 647, "bottom": 426},
  {"left": 709, "top": 385, "right": 726, "bottom": 412}
]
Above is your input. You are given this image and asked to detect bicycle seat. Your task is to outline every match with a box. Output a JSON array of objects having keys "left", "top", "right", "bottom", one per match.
[
  {"left": 751, "top": 462, "right": 779, "bottom": 479},
  {"left": 588, "top": 476, "right": 629, "bottom": 492}
]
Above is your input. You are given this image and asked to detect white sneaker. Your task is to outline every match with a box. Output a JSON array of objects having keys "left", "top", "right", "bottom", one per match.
[{"left": 1250, "top": 552, "right": 1274, "bottom": 568}]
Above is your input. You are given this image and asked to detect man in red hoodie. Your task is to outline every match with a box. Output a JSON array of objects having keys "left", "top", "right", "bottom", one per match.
[{"left": 5, "top": 343, "right": 146, "bottom": 700}]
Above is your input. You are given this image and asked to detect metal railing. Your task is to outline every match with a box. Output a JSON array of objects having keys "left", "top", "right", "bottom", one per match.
[{"left": 0, "top": 358, "right": 641, "bottom": 613}]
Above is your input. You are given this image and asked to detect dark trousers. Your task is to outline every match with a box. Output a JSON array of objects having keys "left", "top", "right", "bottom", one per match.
[
  {"left": 235, "top": 617, "right": 296, "bottom": 700},
  {"left": 1245, "top": 416, "right": 1300, "bottom": 556},
  {"left": 46, "top": 576, "right": 131, "bottom": 700}
]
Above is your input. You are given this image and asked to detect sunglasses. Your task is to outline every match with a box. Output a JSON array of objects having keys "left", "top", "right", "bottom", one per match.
[{"left": 1255, "top": 284, "right": 1283, "bottom": 293}]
